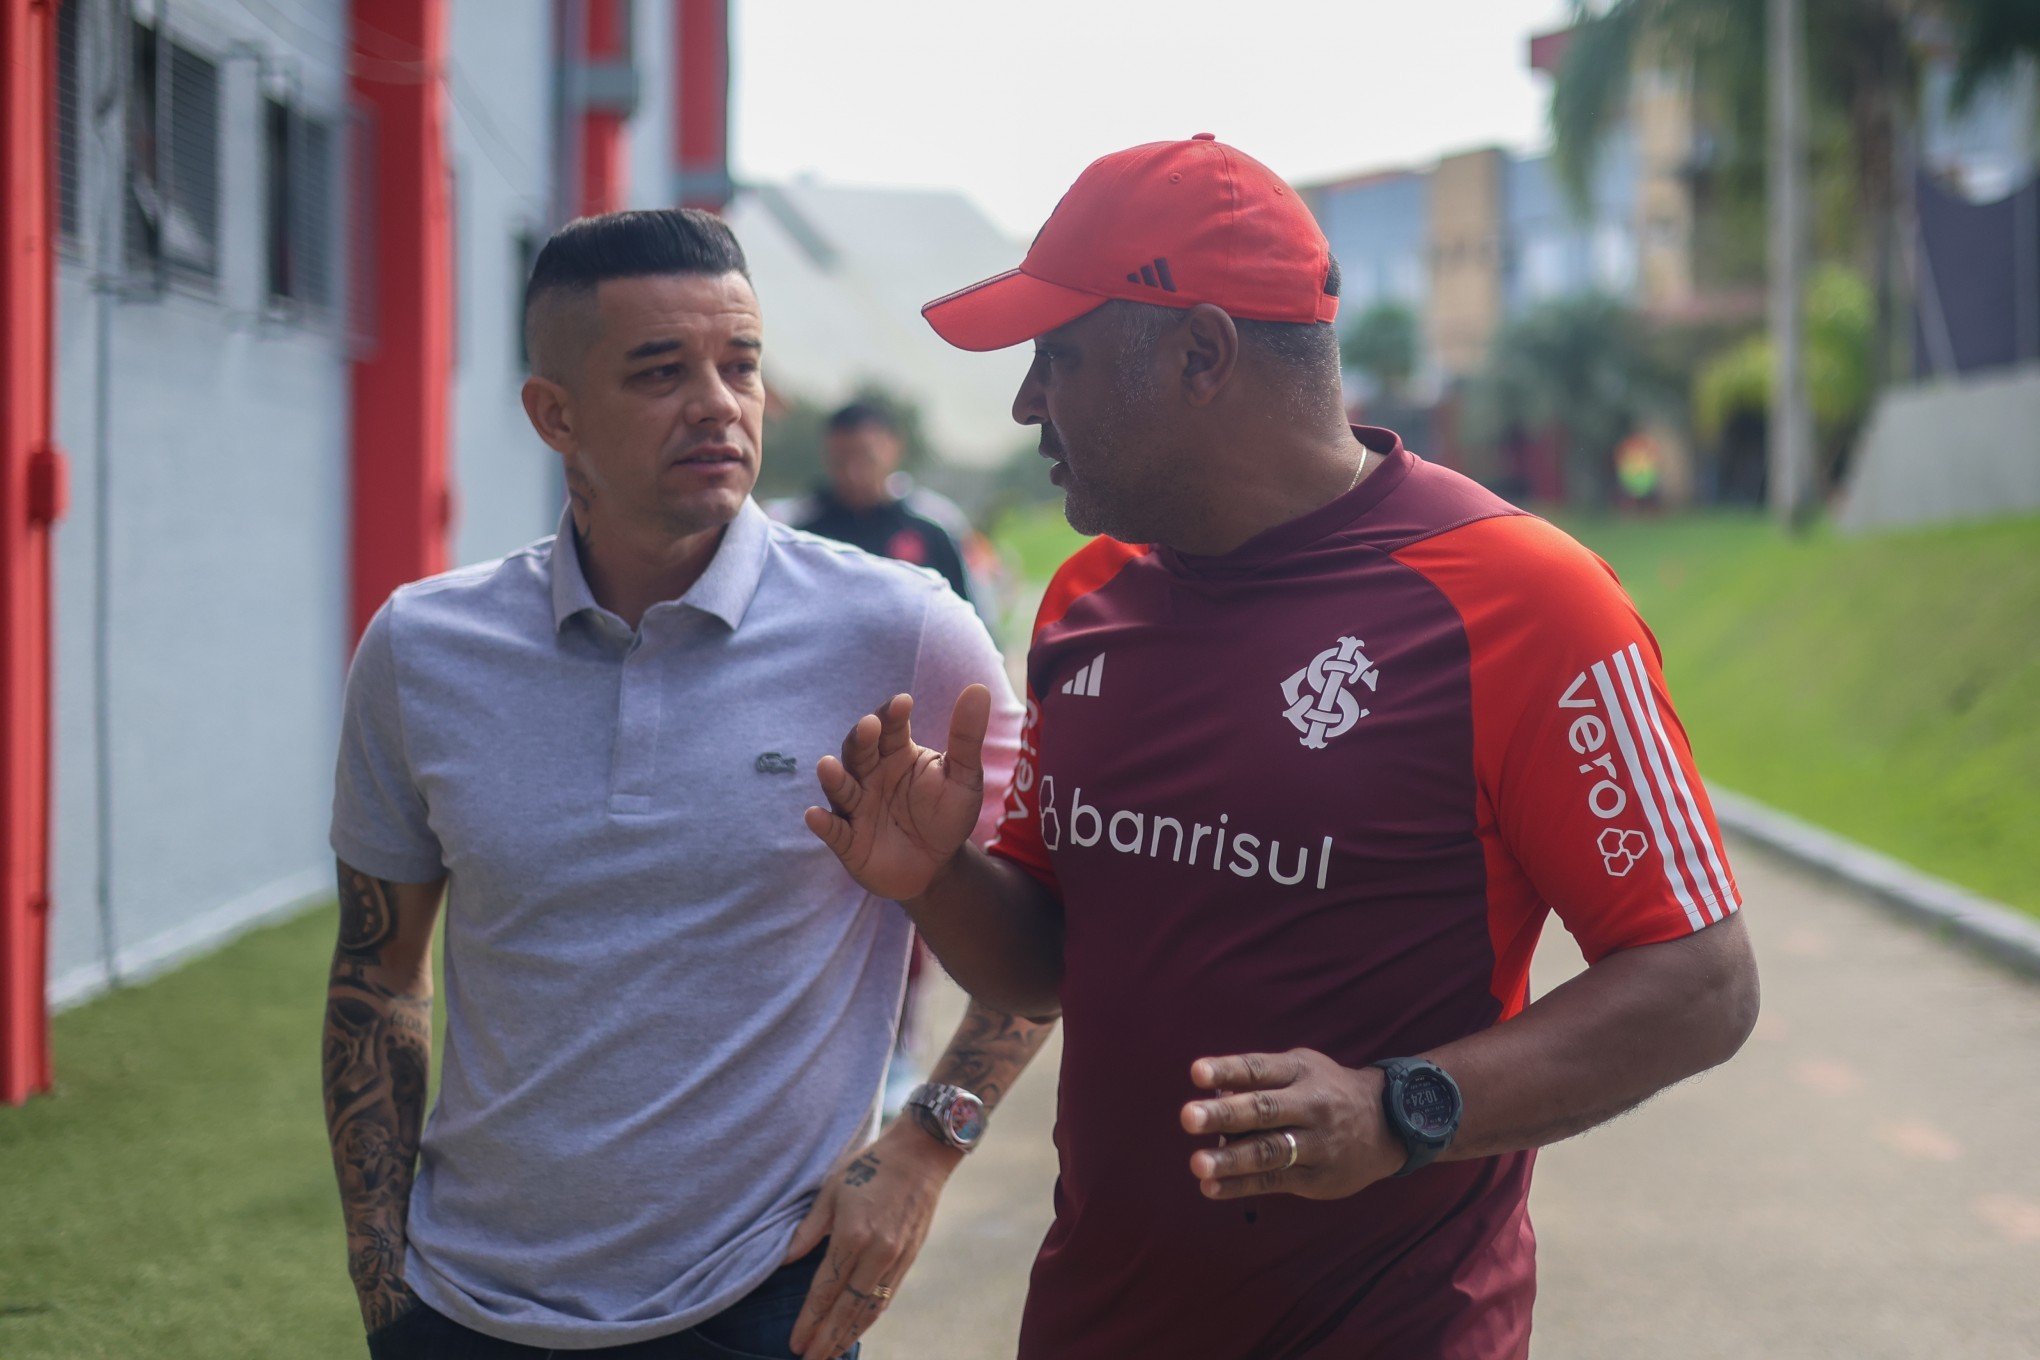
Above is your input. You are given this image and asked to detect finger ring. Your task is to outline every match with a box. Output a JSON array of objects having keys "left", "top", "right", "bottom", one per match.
[
  {"left": 870, "top": 1284, "right": 894, "bottom": 1302},
  {"left": 1278, "top": 1130, "right": 1299, "bottom": 1171}
]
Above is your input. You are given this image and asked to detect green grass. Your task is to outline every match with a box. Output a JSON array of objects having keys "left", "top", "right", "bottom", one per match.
[
  {"left": 1562, "top": 510, "right": 2040, "bottom": 918},
  {"left": 992, "top": 502, "right": 1090, "bottom": 590},
  {"left": 988, "top": 503, "right": 2040, "bottom": 917},
  {"left": 0, "top": 906, "right": 391, "bottom": 1359}
]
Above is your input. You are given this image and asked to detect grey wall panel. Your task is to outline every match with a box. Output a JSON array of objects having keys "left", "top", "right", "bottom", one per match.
[
  {"left": 1837, "top": 365, "right": 2040, "bottom": 532},
  {"left": 51, "top": 266, "right": 105, "bottom": 992},
  {"left": 97, "top": 291, "right": 348, "bottom": 973},
  {"left": 626, "top": 0, "right": 674, "bottom": 212}
]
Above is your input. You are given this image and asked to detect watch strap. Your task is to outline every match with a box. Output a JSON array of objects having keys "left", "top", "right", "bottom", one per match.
[{"left": 1370, "top": 1058, "right": 1460, "bottom": 1178}]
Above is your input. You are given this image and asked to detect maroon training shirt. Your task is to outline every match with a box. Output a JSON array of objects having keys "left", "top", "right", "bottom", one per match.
[{"left": 990, "top": 429, "right": 1741, "bottom": 1359}]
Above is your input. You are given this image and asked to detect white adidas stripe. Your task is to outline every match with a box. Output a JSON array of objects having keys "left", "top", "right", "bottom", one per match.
[
  {"left": 1612, "top": 646, "right": 1726, "bottom": 923},
  {"left": 1060, "top": 654, "right": 1106, "bottom": 697},
  {"left": 1626, "top": 643, "right": 1740, "bottom": 914},
  {"left": 1592, "top": 657, "right": 1706, "bottom": 931}
]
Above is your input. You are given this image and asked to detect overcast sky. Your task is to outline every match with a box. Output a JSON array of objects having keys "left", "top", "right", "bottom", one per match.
[{"left": 730, "top": 0, "right": 1576, "bottom": 240}]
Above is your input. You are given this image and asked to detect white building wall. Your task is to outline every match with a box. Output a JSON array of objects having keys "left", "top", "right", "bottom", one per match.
[
  {"left": 49, "top": 0, "right": 355, "bottom": 1004},
  {"left": 448, "top": 0, "right": 562, "bottom": 568},
  {"left": 624, "top": 0, "right": 675, "bottom": 211},
  {"left": 46, "top": 0, "right": 612, "bottom": 1006}
]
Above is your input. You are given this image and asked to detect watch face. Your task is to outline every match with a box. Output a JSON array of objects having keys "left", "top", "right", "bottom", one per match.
[
  {"left": 1401, "top": 1070, "right": 1460, "bottom": 1139},
  {"left": 943, "top": 1092, "right": 987, "bottom": 1147}
]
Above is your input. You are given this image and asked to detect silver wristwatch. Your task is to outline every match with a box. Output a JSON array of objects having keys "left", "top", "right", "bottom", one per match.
[{"left": 905, "top": 1082, "right": 988, "bottom": 1152}]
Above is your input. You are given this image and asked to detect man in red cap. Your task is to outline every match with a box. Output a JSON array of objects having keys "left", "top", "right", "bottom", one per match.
[{"left": 803, "top": 136, "right": 1760, "bottom": 1358}]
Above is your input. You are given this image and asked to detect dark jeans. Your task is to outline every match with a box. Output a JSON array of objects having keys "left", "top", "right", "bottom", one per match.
[{"left": 365, "top": 1245, "right": 858, "bottom": 1360}]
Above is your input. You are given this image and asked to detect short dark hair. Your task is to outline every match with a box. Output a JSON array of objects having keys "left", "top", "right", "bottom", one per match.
[
  {"left": 1114, "top": 254, "right": 1344, "bottom": 381},
  {"left": 522, "top": 209, "right": 750, "bottom": 377},
  {"left": 1234, "top": 254, "right": 1342, "bottom": 372},
  {"left": 826, "top": 401, "right": 900, "bottom": 437}
]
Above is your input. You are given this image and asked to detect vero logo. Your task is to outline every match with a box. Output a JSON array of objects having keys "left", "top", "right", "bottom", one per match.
[{"left": 1060, "top": 653, "right": 1106, "bottom": 698}]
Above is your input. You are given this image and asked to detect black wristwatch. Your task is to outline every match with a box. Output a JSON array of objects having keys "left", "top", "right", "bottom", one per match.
[{"left": 1370, "top": 1058, "right": 1462, "bottom": 1177}]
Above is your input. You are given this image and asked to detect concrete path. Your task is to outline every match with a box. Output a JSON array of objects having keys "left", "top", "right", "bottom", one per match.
[{"left": 869, "top": 837, "right": 2040, "bottom": 1358}]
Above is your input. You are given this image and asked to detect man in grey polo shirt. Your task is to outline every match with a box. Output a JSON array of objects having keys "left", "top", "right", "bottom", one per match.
[{"left": 322, "top": 209, "right": 1049, "bottom": 1360}]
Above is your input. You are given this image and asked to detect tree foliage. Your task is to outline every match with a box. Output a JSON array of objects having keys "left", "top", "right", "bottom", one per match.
[
  {"left": 1548, "top": 0, "right": 2040, "bottom": 383},
  {"left": 1340, "top": 302, "right": 1421, "bottom": 400},
  {"left": 1460, "top": 294, "right": 1675, "bottom": 505},
  {"left": 1692, "top": 263, "right": 1875, "bottom": 487}
]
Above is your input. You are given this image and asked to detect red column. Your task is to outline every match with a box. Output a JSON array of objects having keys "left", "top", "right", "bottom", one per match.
[
  {"left": 0, "top": 0, "right": 64, "bottom": 1105},
  {"left": 348, "top": 0, "right": 453, "bottom": 645},
  {"left": 578, "top": 0, "right": 628, "bottom": 216},
  {"left": 673, "top": 0, "right": 729, "bottom": 212}
]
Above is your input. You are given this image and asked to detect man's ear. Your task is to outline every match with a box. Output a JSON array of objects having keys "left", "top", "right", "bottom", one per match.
[
  {"left": 1178, "top": 303, "right": 1239, "bottom": 407},
  {"left": 521, "top": 376, "right": 576, "bottom": 456}
]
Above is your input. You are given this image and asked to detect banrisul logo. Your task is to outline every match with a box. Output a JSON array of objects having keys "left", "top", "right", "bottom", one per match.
[{"left": 1038, "top": 777, "right": 1335, "bottom": 890}]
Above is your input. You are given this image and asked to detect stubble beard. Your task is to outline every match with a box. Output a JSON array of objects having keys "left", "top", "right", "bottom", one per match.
[
  {"left": 568, "top": 451, "right": 755, "bottom": 549},
  {"left": 1061, "top": 359, "right": 1164, "bottom": 542}
]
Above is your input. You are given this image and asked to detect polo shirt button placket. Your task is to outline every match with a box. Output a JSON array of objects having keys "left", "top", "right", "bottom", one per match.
[{"left": 608, "top": 626, "right": 662, "bottom": 816}]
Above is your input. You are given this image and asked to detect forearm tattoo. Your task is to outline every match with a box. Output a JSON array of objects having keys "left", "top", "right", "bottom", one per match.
[
  {"left": 929, "top": 999, "right": 1056, "bottom": 1111},
  {"left": 323, "top": 865, "right": 431, "bottom": 1332}
]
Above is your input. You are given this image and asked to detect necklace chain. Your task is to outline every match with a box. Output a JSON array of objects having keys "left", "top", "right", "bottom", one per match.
[{"left": 1345, "top": 448, "right": 1371, "bottom": 495}]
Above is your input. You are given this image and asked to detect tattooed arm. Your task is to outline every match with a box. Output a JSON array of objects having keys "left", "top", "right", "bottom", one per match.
[
  {"left": 920, "top": 996, "right": 1056, "bottom": 1119},
  {"left": 323, "top": 860, "right": 445, "bottom": 1334},
  {"left": 785, "top": 999, "right": 1056, "bottom": 1359}
]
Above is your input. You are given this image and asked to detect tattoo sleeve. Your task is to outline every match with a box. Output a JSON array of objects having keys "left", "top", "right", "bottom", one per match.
[
  {"left": 323, "top": 864, "right": 437, "bottom": 1334},
  {"left": 925, "top": 998, "right": 1057, "bottom": 1116}
]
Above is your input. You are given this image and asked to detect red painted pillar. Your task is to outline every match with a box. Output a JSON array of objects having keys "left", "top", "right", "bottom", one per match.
[
  {"left": 0, "top": 0, "right": 64, "bottom": 1105},
  {"left": 348, "top": 0, "right": 453, "bottom": 645},
  {"left": 674, "top": 0, "right": 729, "bottom": 212},
  {"left": 577, "top": 0, "right": 629, "bottom": 216}
]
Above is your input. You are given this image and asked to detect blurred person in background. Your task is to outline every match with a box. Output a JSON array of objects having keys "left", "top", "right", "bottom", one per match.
[
  {"left": 780, "top": 402, "right": 978, "bottom": 606},
  {"left": 806, "top": 136, "right": 1760, "bottom": 1359},
  {"left": 323, "top": 208, "right": 1050, "bottom": 1360}
]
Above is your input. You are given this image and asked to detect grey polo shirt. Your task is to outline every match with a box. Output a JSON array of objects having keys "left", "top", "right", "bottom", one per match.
[{"left": 331, "top": 498, "right": 1021, "bottom": 1348}]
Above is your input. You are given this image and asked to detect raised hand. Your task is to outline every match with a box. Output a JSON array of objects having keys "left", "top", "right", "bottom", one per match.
[{"left": 804, "top": 686, "right": 992, "bottom": 902}]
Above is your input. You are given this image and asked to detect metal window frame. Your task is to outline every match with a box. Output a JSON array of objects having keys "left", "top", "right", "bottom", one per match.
[
  {"left": 120, "top": 1, "right": 225, "bottom": 300},
  {"left": 259, "top": 69, "right": 343, "bottom": 331},
  {"left": 55, "top": 0, "right": 83, "bottom": 257}
]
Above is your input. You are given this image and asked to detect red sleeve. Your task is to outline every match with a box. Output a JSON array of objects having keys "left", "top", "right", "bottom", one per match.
[
  {"left": 986, "top": 537, "right": 1148, "bottom": 896},
  {"left": 1397, "top": 515, "right": 1740, "bottom": 965},
  {"left": 987, "top": 684, "right": 1058, "bottom": 890}
]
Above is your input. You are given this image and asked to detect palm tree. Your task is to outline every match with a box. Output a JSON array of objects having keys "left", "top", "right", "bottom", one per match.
[
  {"left": 1340, "top": 302, "right": 1420, "bottom": 404},
  {"left": 1548, "top": 0, "right": 2039, "bottom": 386}
]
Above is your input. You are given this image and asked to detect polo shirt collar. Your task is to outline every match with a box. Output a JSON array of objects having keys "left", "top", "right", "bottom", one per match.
[{"left": 549, "top": 497, "right": 772, "bottom": 634}]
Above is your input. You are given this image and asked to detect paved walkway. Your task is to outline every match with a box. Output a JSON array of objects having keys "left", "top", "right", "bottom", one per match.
[{"left": 870, "top": 837, "right": 2040, "bottom": 1358}]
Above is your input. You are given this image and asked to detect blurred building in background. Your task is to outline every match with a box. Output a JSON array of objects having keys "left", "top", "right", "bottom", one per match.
[
  {"left": 1302, "top": 27, "right": 1742, "bottom": 396},
  {"left": 1302, "top": 20, "right": 2038, "bottom": 517},
  {"left": 725, "top": 178, "right": 1025, "bottom": 471},
  {"left": 3, "top": 0, "right": 734, "bottom": 1100}
]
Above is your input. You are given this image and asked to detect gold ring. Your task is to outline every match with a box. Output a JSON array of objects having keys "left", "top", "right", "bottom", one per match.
[
  {"left": 1278, "top": 1130, "right": 1300, "bottom": 1171},
  {"left": 870, "top": 1285, "right": 894, "bottom": 1302}
]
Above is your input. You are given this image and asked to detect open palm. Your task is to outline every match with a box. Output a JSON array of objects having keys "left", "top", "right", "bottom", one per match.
[{"left": 804, "top": 687, "right": 992, "bottom": 902}]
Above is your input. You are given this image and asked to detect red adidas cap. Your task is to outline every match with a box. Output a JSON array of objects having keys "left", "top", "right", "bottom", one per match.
[{"left": 923, "top": 133, "right": 1338, "bottom": 352}]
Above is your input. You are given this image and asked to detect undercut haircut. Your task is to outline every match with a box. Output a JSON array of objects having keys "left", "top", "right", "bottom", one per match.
[
  {"left": 522, "top": 208, "right": 751, "bottom": 380},
  {"left": 826, "top": 401, "right": 901, "bottom": 437}
]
